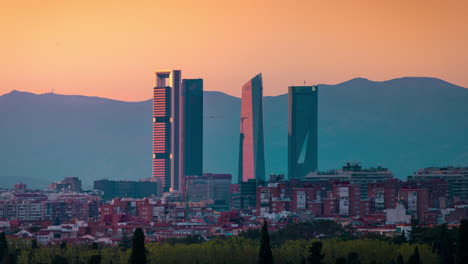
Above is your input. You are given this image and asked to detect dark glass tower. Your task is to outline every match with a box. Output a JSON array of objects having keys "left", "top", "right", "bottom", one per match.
[
  {"left": 238, "top": 73, "right": 265, "bottom": 183},
  {"left": 182, "top": 79, "right": 203, "bottom": 178},
  {"left": 288, "top": 85, "right": 318, "bottom": 179}
]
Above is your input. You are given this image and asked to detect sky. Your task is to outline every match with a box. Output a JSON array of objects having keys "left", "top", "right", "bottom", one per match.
[{"left": 1, "top": 0, "right": 467, "bottom": 101}]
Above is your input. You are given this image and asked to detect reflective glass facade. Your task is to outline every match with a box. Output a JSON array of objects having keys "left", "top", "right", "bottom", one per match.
[
  {"left": 288, "top": 85, "right": 318, "bottom": 179},
  {"left": 238, "top": 74, "right": 265, "bottom": 183}
]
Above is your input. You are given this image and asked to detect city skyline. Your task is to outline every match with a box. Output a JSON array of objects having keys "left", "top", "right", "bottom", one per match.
[
  {"left": 1, "top": 0, "right": 467, "bottom": 261},
  {"left": 2, "top": 0, "right": 468, "bottom": 101},
  {"left": 1, "top": 75, "right": 466, "bottom": 188}
]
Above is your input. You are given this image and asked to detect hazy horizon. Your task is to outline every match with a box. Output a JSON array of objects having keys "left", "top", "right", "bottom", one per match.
[{"left": 2, "top": 76, "right": 467, "bottom": 102}]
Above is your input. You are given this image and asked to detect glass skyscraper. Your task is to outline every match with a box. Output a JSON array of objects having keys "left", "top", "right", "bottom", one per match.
[
  {"left": 182, "top": 79, "right": 203, "bottom": 178},
  {"left": 288, "top": 85, "right": 318, "bottom": 179},
  {"left": 238, "top": 73, "right": 265, "bottom": 183}
]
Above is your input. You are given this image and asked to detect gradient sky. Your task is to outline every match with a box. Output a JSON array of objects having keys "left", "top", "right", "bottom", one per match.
[{"left": 1, "top": 0, "right": 467, "bottom": 101}]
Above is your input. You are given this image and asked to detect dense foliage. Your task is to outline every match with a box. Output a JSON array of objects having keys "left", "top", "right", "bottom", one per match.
[{"left": 1, "top": 220, "right": 466, "bottom": 264}]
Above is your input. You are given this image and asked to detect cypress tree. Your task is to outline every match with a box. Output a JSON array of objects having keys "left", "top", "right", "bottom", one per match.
[
  {"left": 0, "top": 232, "right": 8, "bottom": 263},
  {"left": 434, "top": 224, "right": 454, "bottom": 264},
  {"left": 408, "top": 246, "right": 421, "bottom": 264},
  {"left": 456, "top": 219, "right": 468, "bottom": 264},
  {"left": 306, "top": 241, "right": 324, "bottom": 264},
  {"left": 129, "top": 228, "right": 146, "bottom": 264},
  {"left": 258, "top": 220, "right": 273, "bottom": 264}
]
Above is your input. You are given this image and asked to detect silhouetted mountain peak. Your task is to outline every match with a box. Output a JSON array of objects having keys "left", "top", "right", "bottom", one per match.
[
  {"left": 337, "top": 77, "right": 374, "bottom": 87},
  {"left": 2, "top": 90, "right": 35, "bottom": 97}
]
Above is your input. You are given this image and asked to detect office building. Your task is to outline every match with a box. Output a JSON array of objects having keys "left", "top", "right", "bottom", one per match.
[
  {"left": 186, "top": 173, "right": 231, "bottom": 210},
  {"left": 288, "top": 85, "right": 318, "bottom": 179},
  {"left": 182, "top": 79, "right": 203, "bottom": 177},
  {"left": 153, "top": 70, "right": 180, "bottom": 192},
  {"left": 230, "top": 180, "right": 258, "bottom": 210},
  {"left": 153, "top": 70, "right": 203, "bottom": 192},
  {"left": 238, "top": 73, "right": 265, "bottom": 183}
]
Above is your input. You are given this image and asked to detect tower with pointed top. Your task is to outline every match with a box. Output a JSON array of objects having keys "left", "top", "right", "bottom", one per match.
[
  {"left": 288, "top": 85, "right": 318, "bottom": 179},
  {"left": 238, "top": 73, "right": 265, "bottom": 183}
]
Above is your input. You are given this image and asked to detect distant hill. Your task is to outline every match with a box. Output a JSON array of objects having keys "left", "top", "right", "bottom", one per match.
[{"left": 1, "top": 77, "right": 467, "bottom": 189}]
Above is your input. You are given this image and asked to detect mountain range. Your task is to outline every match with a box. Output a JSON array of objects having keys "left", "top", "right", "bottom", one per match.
[{"left": 1, "top": 77, "right": 467, "bottom": 189}]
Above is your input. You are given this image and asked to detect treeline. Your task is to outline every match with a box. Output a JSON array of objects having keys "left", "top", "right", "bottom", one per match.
[{"left": 0, "top": 219, "right": 467, "bottom": 264}]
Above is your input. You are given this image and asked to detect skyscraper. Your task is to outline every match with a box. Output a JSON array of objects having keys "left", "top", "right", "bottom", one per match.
[
  {"left": 288, "top": 85, "right": 318, "bottom": 179},
  {"left": 182, "top": 79, "right": 203, "bottom": 178},
  {"left": 238, "top": 73, "right": 265, "bottom": 183},
  {"left": 153, "top": 70, "right": 181, "bottom": 192},
  {"left": 153, "top": 70, "right": 203, "bottom": 192}
]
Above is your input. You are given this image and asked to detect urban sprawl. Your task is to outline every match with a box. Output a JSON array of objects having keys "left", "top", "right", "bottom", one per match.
[{"left": 3, "top": 70, "right": 467, "bottom": 246}]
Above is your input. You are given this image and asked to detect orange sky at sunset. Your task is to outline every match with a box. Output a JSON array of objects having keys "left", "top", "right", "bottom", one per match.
[{"left": 1, "top": 0, "right": 467, "bottom": 101}]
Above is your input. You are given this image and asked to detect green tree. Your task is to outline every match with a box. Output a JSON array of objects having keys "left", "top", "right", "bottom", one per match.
[
  {"left": 119, "top": 233, "right": 132, "bottom": 251},
  {"left": 456, "top": 219, "right": 468, "bottom": 264},
  {"left": 396, "top": 254, "right": 405, "bottom": 264},
  {"left": 347, "top": 252, "right": 361, "bottom": 264},
  {"left": 88, "top": 254, "right": 102, "bottom": 264},
  {"left": 60, "top": 241, "right": 67, "bottom": 250},
  {"left": 31, "top": 239, "right": 39, "bottom": 250},
  {"left": 432, "top": 224, "right": 454, "bottom": 264},
  {"left": 408, "top": 246, "right": 421, "bottom": 264},
  {"left": 306, "top": 241, "right": 324, "bottom": 264},
  {"left": 409, "top": 219, "right": 425, "bottom": 244},
  {"left": 0, "top": 232, "right": 8, "bottom": 263},
  {"left": 335, "top": 257, "right": 346, "bottom": 264},
  {"left": 51, "top": 255, "right": 70, "bottom": 264},
  {"left": 91, "top": 242, "right": 99, "bottom": 250},
  {"left": 129, "top": 228, "right": 146, "bottom": 264},
  {"left": 299, "top": 255, "right": 306, "bottom": 264},
  {"left": 394, "top": 230, "right": 407, "bottom": 244},
  {"left": 5, "top": 252, "right": 17, "bottom": 264},
  {"left": 258, "top": 220, "right": 273, "bottom": 264}
]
